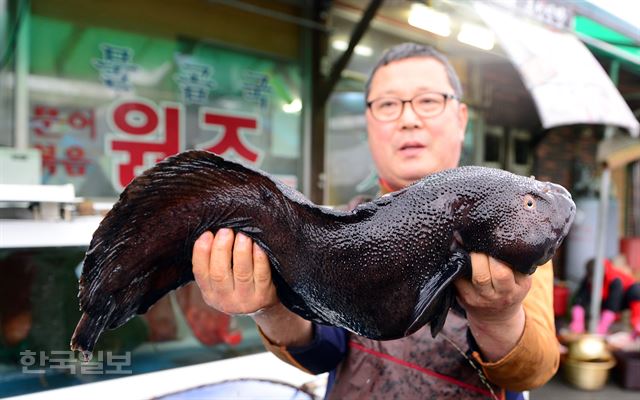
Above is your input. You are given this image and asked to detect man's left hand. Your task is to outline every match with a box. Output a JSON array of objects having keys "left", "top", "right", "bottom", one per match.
[
  {"left": 455, "top": 253, "right": 531, "bottom": 322},
  {"left": 454, "top": 253, "right": 531, "bottom": 361}
]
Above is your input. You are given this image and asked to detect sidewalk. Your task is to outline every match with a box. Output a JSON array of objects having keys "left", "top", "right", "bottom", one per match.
[{"left": 531, "top": 372, "right": 638, "bottom": 400}]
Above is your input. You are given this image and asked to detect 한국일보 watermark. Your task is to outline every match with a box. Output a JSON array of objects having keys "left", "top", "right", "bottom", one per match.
[{"left": 19, "top": 350, "right": 132, "bottom": 375}]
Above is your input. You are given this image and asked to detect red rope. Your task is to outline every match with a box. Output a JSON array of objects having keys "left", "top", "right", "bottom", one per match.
[{"left": 349, "top": 341, "right": 497, "bottom": 398}]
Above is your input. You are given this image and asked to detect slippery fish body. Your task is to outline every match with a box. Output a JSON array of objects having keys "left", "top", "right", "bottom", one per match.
[{"left": 71, "top": 150, "right": 575, "bottom": 357}]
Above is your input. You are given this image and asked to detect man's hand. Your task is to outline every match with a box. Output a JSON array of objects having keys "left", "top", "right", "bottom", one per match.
[
  {"left": 192, "top": 229, "right": 279, "bottom": 315},
  {"left": 191, "top": 228, "right": 313, "bottom": 347},
  {"left": 454, "top": 253, "right": 531, "bottom": 361},
  {"left": 455, "top": 253, "right": 531, "bottom": 322}
]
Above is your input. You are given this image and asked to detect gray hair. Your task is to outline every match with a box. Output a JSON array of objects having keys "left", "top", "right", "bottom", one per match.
[{"left": 365, "top": 42, "right": 464, "bottom": 101}]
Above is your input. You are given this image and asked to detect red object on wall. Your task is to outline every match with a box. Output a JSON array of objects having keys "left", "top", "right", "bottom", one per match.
[
  {"left": 177, "top": 284, "right": 243, "bottom": 346},
  {"left": 553, "top": 283, "right": 570, "bottom": 317},
  {"left": 621, "top": 237, "right": 640, "bottom": 273}
]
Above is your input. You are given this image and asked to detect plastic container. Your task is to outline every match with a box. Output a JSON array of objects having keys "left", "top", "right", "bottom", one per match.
[
  {"left": 553, "top": 283, "right": 570, "bottom": 317},
  {"left": 613, "top": 350, "right": 640, "bottom": 390},
  {"left": 620, "top": 237, "right": 640, "bottom": 274}
]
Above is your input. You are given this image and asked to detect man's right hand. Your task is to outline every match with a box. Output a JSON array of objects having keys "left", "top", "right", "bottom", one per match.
[
  {"left": 192, "top": 228, "right": 313, "bottom": 347},
  {"left": 192, "top": 229, "right": 279, "bottom": 315}
]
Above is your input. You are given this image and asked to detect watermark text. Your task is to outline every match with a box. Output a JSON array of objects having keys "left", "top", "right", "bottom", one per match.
[{"left": 19, "top": 350, "right": 132, "bottom": 375}]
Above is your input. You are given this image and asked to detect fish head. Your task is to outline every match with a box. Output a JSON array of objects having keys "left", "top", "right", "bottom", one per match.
[{"left": 456, "top": 169, "right": 576, "bottom": 275}]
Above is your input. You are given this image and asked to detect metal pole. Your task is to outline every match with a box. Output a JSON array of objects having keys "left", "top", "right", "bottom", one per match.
[
  {"left": 588, "top": 163, "right": 610, "bottom": 333},
  {"left": 300, "top": 1, "right": 315, "bottom": 200},
  {"left": 320, "top": 0, "right": 383, "bottom": 104},
  {"left": 588, "top": 58, "right": 620, "bottom": 333},
  {"left": 14, "top": 1, "right": 29, "bottom": 150},
  {"left": 305, "top": 0, "right": 328, "bottom": 204}
]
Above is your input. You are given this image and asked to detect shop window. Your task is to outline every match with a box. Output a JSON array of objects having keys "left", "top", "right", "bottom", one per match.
[
  {"left": 507, "top": 129, "right": 532, "bottom": 176},
  {"left": 25, "top": 13, "right": 303, "bottom": 197},
  {"left": 514, "top": 137, "right": 529, "bottom": 165},
  {"left": 484, "top": 134, "right": 501, "bottom": 163},
  {"left": 1, "top": 3, "right": 304, "bottom": 396},
  {"left": 325, "top": 90, "right": 373, "bottom": 205},
  {"left": 481, "top": 126, "right": 504, "bottom": 169}
]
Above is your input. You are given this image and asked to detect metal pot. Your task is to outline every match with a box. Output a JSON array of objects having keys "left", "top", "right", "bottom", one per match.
[
  {"left": 562, "top": 356, "right": 616, "bottom": 391},
  {"left": 567, "top": 334, "right": 610, "bottom": 361}
]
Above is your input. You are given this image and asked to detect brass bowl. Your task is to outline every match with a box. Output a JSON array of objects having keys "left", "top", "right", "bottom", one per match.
[
  {"left": 567, "top": 334, "right": 610, "bottom": 361},
  {"left": 562, "top": 356, "right": 616, "bottom": 391}
]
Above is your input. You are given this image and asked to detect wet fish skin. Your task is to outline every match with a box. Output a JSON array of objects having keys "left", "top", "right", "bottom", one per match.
[{"left": 70, "top": 150, "right": 575, "bottom": 358}]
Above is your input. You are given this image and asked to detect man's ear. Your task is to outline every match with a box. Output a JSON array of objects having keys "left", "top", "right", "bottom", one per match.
[{"left": 457, "top": 102, "right": 469, "bottom": 141}]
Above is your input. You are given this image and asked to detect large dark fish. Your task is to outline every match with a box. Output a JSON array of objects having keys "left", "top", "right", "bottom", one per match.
[{"left": 71, "top": 150, "right": 575, "bottom": 359}]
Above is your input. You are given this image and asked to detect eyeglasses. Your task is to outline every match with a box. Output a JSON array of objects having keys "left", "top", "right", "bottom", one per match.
[{"left": 366, "top": 92, "right": 459, "bottom": 122}]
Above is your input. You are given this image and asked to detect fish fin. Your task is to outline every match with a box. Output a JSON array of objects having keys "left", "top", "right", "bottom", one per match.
[
  {"left": 75, "top": 150, "right": 295, "bottom": 353},
  {"left": 265, "top": 255, "right": 324, "bottom": 323},
  {"left": 134, "top": 264, "right": 193, "bottom": 317},
  {"left": 74, "top": 150, "right": 351, "bottom": 354},
  {"left": 70, "top": 310, "right": 112, "bottom": 361},
  {"left": 429, "top": 287, "right": 456, "bottom": 338},
  {"left": 405, "top": 250, "right": 470, "bottom": 337},
  {"left": 222, "top": 217, "right": 263, "bottom": 235}
]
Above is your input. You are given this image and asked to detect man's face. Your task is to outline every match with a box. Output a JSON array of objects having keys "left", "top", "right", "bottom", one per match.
[{"left": 366, "top": 57, "right": 468, "bottom": 190}]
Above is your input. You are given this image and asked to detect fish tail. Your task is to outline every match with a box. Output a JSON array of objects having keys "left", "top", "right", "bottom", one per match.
[
  {"left": 74, "top": 150, "right": 303, "bottom": 354},
  {"left": 70, "top": 312, "right": 110, "bottom": 361}
]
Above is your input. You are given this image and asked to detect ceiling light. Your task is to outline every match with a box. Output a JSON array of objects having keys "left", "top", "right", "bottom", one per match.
[
  {"left": 354, "top": 45, "right": 373, "bottom": 57},
  {"left": 457, "top": 22, "right": 495, "bottom": 50},
  {"left": 332, "top": 40, "right": 373, "bottom": 57},
  {"left": 282, "top": 98, "right": 302, "bottom": 113},
  {"left": 408, "top": 3, "right": 451, "bottom": 37},
  {"left": 332, "top": 40, "right": 348, "bottom": 51}
]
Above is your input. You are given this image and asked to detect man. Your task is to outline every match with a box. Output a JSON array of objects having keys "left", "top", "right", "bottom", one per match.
[{"left": 192, "top": 43, "right": 559, "bottom": 399}]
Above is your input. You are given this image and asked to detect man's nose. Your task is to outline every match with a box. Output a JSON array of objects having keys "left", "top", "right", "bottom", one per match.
[{"left": 399, "top": 102, "right": 422, "bottom": 128}]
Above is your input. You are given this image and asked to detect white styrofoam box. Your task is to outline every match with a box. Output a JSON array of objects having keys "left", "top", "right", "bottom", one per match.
[{"left": 0, "top": 147, "right": 42, "bottom": 185}]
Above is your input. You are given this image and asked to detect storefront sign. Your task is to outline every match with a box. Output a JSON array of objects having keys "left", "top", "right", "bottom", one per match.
[
  {"left": 92, "top": 44, "right": 138, "bottom": 91},
  {"left": 28, "top": 20, "right": 302, "bottom": 197},
  {"left": 106, "top": 99, "right": 261, "bottom": 189},
  {"left": 174, "top": 59, "right": 217, "bottom": 105},
  {"left": 30, "top": 105, "right": 98, "bottom": 183}
]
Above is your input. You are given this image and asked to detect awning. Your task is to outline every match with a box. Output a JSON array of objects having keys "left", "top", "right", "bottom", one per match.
[
  {"left": 474, "top": 2, "right": 640, "bottom": 137},
  {"left": 597, "top": 135, "right": 640, "bottom": 169},
  {"left": 573, "top": 15, "right": 640, "bottom": 70}
]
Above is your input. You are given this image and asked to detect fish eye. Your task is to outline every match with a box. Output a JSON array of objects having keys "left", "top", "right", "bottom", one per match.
[{"left": 523, "top": 194, "right": 536, "bottom": 210}]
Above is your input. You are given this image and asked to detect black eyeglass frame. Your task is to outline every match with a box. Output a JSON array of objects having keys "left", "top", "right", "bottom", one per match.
[{"left": 366, "top": 92, "right": 460, "bottom": 122}]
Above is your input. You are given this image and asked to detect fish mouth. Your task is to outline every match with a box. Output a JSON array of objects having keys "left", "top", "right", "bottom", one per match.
[
  {"left": 538, "top": 237, "right": 564, "bottom": 266},
  {"left": 536, "top": 206, "right": 575, "bottom": 269},
  {"left": 526, "top": 237, "right": 561, "bottom": 273},
  {"left": 541, "top": 181, "right": 573, "bottom": 201},
  {"left": 540, "top": 180, "right": 577, "bottom": 239}
]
